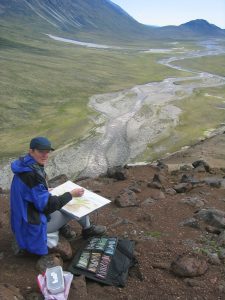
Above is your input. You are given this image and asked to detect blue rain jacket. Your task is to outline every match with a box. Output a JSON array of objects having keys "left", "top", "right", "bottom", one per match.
[{"left": 10, "top": 154, "right": 50, "bottom": 255}]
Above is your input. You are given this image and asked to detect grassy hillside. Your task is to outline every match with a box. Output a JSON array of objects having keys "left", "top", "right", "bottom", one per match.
[
  {"left": 0, "top": 0, "right": 155, "bottom": 45},
  {"left": 138, "top": 86, "right": 225, "bottom": 162},
  {"left": 0, "top": 24, "right": 191, "bottom": 160},
  {"left": 173, "top": 55, "right": 225, "bottom": 77}
]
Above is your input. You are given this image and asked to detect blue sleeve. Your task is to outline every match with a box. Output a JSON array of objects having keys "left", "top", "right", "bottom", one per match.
[{"left": 30, "top": 183, "right": 50, "bottom": 212}]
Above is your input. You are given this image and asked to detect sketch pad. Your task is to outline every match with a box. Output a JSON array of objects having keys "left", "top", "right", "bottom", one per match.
[{"left": 50, "top": 180, "right": 111, "bottom": 219}]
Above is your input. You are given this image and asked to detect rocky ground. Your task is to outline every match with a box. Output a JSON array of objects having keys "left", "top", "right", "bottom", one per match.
[{"left": 1, "top": 133, "right": 225, "bottom": 300}]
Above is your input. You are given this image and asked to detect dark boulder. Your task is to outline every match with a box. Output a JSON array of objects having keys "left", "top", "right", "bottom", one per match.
[
  {"left": 115, "top": 188, "right": 138, "bottom": 207},
  {"left": 204, "top": 177, "right": 222, "bottom": 188},
  {"left": 36, "top": 253, "right": 63, "bottom": 273},
  {"left": 156, "top": 160, "right": 169, "bottom": 172},
  {"left": 174, "top": 183, "right": 192, "bottom": 193},
  {"left": 49, "top": 236, "right": 73, "bottom": 261},
  {"left": 192, "top": 160, "right": 210, "bottom": 172},
  {"left": 147, "top": 174, "right": 163, "bottom": 189},
  {"left": 170, "top": 255, "right": 208, "bottom": 277},
  {"left": 195, "top": 208, "right": 225, "bottom": 229},
  {"left": 107, "top": 166, "right": 128, "bottom": 180}
]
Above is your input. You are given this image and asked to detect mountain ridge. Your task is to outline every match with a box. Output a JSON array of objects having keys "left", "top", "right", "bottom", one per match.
[
  {"left": 0, "top": 0, "right": 224, "bottom": 41},
  {"left": 156, "top": 19, "right": 225, "bottom": 39}
]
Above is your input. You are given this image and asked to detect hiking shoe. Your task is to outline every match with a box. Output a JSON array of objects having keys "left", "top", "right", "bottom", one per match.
[
  {"left": 82, "top": 225, "right": 107, "bottom": 239},
  {"left": 59, "top": 224, "right": 76, "bottom": 241}
]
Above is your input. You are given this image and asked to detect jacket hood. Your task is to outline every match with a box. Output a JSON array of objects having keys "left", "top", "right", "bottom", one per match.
[{"left": 11, "top": 154, "right": 37, "bottom": 174}]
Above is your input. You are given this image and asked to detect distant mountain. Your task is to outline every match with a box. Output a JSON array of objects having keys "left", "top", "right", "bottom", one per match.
[
  {"left": 157, "top": 19, "right": 225, "bottom": 39},
  {"left": 0, "top": 1, "right": 224, "bottom": 41},
  {"left": 180, "top": 19, "right": 224, "bottom": 36}
]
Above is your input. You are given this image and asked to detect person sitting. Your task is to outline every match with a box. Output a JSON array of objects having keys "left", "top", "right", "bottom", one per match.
[{"left": 10, "top": 136, "right": 106, "bottom": 256}]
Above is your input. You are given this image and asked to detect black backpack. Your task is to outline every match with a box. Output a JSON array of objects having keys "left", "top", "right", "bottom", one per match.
[{"left": 68, "top": 238, "right": 137, "bottom": 287}]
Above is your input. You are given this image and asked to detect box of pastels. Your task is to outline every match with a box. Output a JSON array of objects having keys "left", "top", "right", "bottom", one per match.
[{"left": 69, "top": 237, "right": 136, "bottom": 287}]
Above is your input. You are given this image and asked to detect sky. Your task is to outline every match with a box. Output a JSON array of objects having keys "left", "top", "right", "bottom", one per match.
[{"left": 111, "top": 0, "right": 225, "bottom": 29}]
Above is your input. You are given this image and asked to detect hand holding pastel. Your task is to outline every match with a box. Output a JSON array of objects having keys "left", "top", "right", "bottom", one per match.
[{"left": 70, "top": 188, "right": 85, "bottom": 198}]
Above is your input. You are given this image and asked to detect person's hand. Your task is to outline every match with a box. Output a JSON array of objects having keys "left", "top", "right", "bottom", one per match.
[{"left": 70, "top": 188, "right": 84, "bottom": 198}]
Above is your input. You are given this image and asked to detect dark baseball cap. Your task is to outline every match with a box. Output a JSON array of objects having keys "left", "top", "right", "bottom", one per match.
[{"left": 30, "top": 137, "right": 54, "bottom": 151}]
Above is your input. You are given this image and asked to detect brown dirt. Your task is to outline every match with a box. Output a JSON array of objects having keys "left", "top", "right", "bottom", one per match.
[{"left": 1, "top": 133, "right": 225, "bottom": 300}]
